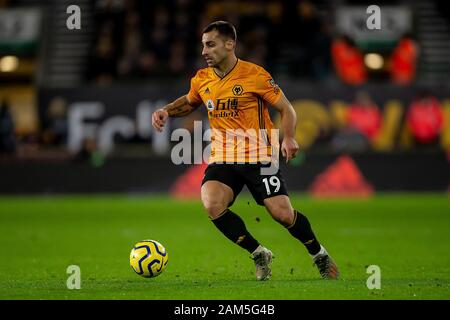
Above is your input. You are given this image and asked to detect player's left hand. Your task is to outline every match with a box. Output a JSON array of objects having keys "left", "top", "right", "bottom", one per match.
[{"left": 281, "top": 137, "right": 299, "bottom": 163}]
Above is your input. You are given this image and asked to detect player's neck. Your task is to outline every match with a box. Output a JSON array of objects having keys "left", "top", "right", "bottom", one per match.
[{"left": 214, "top": 56, "right": 238, "bottom": 78}]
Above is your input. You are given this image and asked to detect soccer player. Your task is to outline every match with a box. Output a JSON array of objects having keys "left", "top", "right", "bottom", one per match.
[{"left": 152, "top": 21, "right": 339, "bottom": 280}]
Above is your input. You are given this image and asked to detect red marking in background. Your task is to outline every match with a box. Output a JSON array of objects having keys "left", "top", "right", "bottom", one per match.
[
  {"left": 309, "top": 155, "right": 374, "bottom": 198},
  {"left": 170, "top": 163, "right": 208, "bottom": 200}
]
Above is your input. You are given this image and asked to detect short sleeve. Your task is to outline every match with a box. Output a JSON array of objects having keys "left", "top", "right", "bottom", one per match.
[
  {"left": 254, "top": 67, "right": 283, "bottom": 105},
  {"left": 187, "top": 74, "right": 203, "bottom": 105}
]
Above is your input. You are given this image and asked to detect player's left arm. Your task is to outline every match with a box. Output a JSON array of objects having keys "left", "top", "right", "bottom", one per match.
[{"left": 271, "top": 93, "right": 299, "bottom": 163}]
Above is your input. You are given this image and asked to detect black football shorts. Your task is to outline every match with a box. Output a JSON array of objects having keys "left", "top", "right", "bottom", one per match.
[{"left": 201, "top": 162, "right": 289, "bottom": 207}]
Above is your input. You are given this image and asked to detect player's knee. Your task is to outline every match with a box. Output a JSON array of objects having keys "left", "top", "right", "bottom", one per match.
[
  {"left": 202, "top": 199, "right": 228, "bottom": 219},
  {"left": 269, "top": 206, "right": 295, "bottom": 227},
  {"left": 201, "top": 184, "right": 233, "bottom": 219},
  {"left": 264, "top": 196, "right": 295, "bottom": 226}
]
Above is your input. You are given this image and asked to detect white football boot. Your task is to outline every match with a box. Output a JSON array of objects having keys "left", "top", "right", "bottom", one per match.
[{"left": 251, "top": 245, "right": 273, "bottom": 281}]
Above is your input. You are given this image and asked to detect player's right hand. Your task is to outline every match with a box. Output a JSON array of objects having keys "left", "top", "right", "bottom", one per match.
[{"left": 152, "top": 108, "right": 169, "bottom": 132}]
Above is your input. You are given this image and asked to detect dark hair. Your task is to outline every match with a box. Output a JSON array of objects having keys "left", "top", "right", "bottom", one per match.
[{"left": 203, "top": 21, "right": 237, "bottom": 42}]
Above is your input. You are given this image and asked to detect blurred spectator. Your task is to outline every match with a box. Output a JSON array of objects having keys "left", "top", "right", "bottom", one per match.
[
  {"left": 0, "top": 98, "right": 16, "bottom": 154},
  {"left": 331, "top": 91, "right": 381, "bottom": 152},
  {"left": 331, "top": 35, "right": 367, "bottom": 85},
  {"left": 407, "top": 92, "right": 444, "bottom": 145},
  {"left": 42, "top": 97, "right": 68, "bottom": 147},
  {"left": 74, "top": 137, "right": 105, "bottom": 167},
  {"left": 117, "top": 10, "right": 149, "bottom": 78},
  {"left": 144, "top": 6, "right": 172, "bottom": 73},
  {"left": 347, "top": 91, "right": 382, "bottom": 141},
  {"left": 389, "top": 34, "right": 418, "bottom": 85},
  {"left": 240, "top": 24, "right": 270, "bottom": 68},
  {"left": 281, "top": 1, "right": 331, "bottom": 78},
  {"left": 88, "top": 21, "right": 118, "bottom": 85},
  {"left": 168, "top": 39, "right": 187, "bottom": 75}
]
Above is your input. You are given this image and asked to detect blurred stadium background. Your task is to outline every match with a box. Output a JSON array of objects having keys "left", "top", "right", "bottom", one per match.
[
  {"left": 0, "top": 0, "right": 449, "bottom": 195},
  {"left": 0, "top": 0, "right": 450, "bottom": 301}
]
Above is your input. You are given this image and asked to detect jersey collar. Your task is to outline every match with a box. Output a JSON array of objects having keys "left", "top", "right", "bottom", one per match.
[{"left": 213, "top": 58, "right": 239, "bottom": 81}]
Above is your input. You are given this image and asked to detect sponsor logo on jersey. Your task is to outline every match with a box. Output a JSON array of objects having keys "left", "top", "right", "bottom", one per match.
[
  {"left": 208, "top": 110, "right": 239, "bottom": 118},
  {"left": 207, "top": 98, "right": 240, "bottom": 118}
]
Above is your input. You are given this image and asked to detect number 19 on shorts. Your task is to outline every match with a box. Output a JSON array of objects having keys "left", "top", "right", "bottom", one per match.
[{"left": 262, "top": 176, "right": 281, "bottom": 195}]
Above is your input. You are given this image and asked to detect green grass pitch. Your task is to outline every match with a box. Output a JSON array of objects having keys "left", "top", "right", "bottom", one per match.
[{"left": 0, "top": 193, "right": 449, "bottom": 300}]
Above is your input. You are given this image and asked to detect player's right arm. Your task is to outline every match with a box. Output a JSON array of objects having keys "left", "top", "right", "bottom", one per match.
[
  {"left": 152, "top": 71, "right": 203, "bottom": 133},
  {"left": 151, "top": 95, "right": 200, "bottom": 132}
]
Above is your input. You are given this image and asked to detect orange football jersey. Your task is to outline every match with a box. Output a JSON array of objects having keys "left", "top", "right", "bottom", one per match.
[{"left": 187, "top": 59, "right": 282, "bottom": 164}]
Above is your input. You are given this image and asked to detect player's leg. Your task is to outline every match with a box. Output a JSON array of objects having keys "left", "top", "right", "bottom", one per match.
[
  {"left": 201, "top": 180, "right": 234, "bottom": 219},
  {"left": 263, "top": 195, "right": 319, "bottom": 253},
  {"left": 243, "top": 164, "right": 339, "bottom": 279},
  {"left": 263, "top": 194, "right": 339, "bottom": 279},
  {"left": 201, "top": 180, "right": 260, "bottom": 253},
  {"left": 201, "top": 164, "right": 272, "bottom": 280}
]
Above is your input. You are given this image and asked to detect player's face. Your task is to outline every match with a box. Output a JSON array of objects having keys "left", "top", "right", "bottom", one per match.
[{"left": 201, "top": 31, "right": 232, "bottom": 67}]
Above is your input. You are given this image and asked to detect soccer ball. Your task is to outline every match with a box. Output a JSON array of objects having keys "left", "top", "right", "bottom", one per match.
[{"left": 130, "top": 240, "right": 168, "bottom": 278}]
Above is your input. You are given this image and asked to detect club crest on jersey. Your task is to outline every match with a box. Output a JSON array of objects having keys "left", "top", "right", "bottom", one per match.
[
  {"left": 206, "top": 99, "right": 215, "bottom": 111},
  {"left": 232, "top": 84, "right": 243, "bottom": 96}
]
